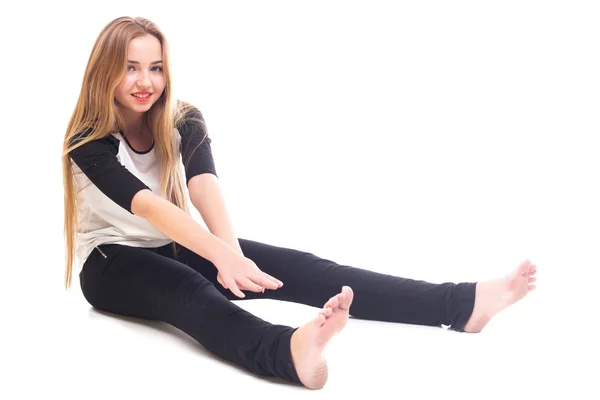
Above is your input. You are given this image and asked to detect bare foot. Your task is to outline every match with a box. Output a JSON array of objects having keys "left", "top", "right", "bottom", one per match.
[
  {"left": 290, "top": 286, "right": 354, "bottom": 389},
  {"left": 464, "top": 259, "right": 537, "bottom": 333}
]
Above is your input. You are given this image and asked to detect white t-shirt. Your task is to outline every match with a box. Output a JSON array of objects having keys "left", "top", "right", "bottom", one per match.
[{"left": 68, "top": 107, "right": 217, "bottom": 272}]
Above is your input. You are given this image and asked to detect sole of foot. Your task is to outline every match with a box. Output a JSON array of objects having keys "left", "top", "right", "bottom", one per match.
[{"left": 290, "top": 286, "right": 354, "bottom": 389}]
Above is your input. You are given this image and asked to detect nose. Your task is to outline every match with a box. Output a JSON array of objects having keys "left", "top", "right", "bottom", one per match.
[{"left": 137, "top": 72, "right": 151, "bottom": 89}]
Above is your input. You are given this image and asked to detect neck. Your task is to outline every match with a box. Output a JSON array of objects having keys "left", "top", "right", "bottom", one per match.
[{"left": 118, "top": 105, "right": 148, "bottom": 137}]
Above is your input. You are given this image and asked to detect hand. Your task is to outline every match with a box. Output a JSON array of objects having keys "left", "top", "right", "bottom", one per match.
[{"left": 213, "top": 251, "right": 283, "bottom": 298}]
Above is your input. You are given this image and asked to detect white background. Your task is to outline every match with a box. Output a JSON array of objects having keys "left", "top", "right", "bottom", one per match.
[{"left": 1, "top": 1, "right": 598, "bottom": 398}]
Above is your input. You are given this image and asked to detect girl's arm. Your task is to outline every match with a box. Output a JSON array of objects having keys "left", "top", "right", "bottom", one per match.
[
  {"left": 177, "top": 105, "right": 243, "bottom": 255},
  {"left": 131, "top": 188, "right": 237, "bottom": 263},
  {"left": 69, "top": 132, "right": 279, "bottom": 297},
  {"left": 132, "top": 188, "right": 281, "bottom": 297},
  {"left": 187, "top": 173, "right": 243, "bottom": 255}
]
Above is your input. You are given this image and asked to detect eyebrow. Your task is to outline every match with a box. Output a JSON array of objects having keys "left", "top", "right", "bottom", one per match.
[{"left": 127, "top": 60, "right": 163, "bottom": 65}]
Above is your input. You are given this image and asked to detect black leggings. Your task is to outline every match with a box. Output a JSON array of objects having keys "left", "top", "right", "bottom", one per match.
[{"left": 79, "top": 238, "right": 476, "bottom": 384}]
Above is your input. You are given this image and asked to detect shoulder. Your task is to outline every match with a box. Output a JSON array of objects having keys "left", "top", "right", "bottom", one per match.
[
  {"left": 175, "top": 100, "right": 207, "bottom": 136},
  {"left": 68, "top": 127, "right": 120, "bottom": 157}
]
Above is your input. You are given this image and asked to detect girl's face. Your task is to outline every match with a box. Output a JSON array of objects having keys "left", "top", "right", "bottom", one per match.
[{"left": 114, "top": 34, "right": 166, "bottom": 117}]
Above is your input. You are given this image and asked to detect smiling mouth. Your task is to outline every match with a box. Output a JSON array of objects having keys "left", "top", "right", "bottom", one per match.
[{"left": 132, "top": 93, "right": 152, "bottom": 98}]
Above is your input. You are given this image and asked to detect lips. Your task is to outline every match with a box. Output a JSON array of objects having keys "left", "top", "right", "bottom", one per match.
[{"left": 131, "top": 93, "right": 152, "bottom": 102}]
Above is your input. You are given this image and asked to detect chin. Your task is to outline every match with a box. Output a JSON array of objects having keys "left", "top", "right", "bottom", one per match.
[
  {"left": 130, "top": 100, "right": 155, "bottom": 111},
  {"left": 116, "top": 96, "right": 160, "bottom": 114}
]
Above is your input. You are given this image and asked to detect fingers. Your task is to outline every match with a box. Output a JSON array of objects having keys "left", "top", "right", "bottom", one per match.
[
  {"left": 244, "top": 272, "right": 282, "bottom": 292},
  {"left": 263, "top": 273, "right": 284, "bottom": 288},
  {"left": 217, "top": 265, "right": 283, "bottom": 297},
  {"left": 216, "top": 273, "right": 227, "bottom": 289},
  {"left": 238, "top": 276, "right": 278, "bottom": 294},
  {"left": 257, "top": 275, "right": 281, "bottom": 290},
  {"left": 239, "top": 277, "right": 264, "bottom": 293},
  {"left": 225, "top": 278, "right": 245, "bottom": 298},
  {"left": 245, "top": 259, "right": 283, "bottom": 288},
  {"left": 221, "top": 274, "right": 274, "bottom": 296}
]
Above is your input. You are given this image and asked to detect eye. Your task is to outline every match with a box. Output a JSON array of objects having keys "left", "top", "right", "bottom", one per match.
[
  {"left": 127, "top": 65, "right": 135, "bottom": 72},
  {"left": 151, "top": 66, "right": 163, "bottom": 72}
]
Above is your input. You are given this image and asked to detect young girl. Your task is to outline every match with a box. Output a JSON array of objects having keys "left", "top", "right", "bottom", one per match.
[{"left": 62, "top": 16, "right": 537, "bottom": 390}]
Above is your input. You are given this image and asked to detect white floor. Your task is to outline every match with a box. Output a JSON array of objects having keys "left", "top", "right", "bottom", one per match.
[{"left": 4, "top": 253, "right": 597, "bottom": 400}]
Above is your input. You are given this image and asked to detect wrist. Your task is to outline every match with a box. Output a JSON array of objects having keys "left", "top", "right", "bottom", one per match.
[
  {"left": 213, "top": 231, "right": 243, "bottom": 256},
  {"left": 195, "top": 235, "right": 237, "bottom": 266},
  {"left": 231, "top": 242, "right": 244, "bottom": 256},
  {"left": 213, "top": 241, "right": 244, "bottom": 267}
]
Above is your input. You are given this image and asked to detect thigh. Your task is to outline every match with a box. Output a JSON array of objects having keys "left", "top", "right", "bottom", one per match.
[
  {"left": 80, "top": 244, "right": 227, "bottom": 322},
  {"left": 79, "top": 244, "right": 302, "bottom": 381}
]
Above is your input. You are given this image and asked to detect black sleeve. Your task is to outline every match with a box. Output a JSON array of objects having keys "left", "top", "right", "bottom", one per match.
[
  {"left": 177, "top": 107, "right": 218, "bottom": 184},
  {"left": 68, "top": 133, "right": 151, "bottom": 214}
]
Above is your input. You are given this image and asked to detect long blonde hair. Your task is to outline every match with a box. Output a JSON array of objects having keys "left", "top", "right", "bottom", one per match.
[{"left": 61, "top": 16, "right": 201, "bottom": 289}]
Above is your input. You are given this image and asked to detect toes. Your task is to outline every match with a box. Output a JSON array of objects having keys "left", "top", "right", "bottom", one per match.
[
  {"left": 528, "top": 264, "right": 537, "bottom": 276},
  {"left": 528, "top": 276, "right": 537, "bottom": 283},
  {"left": 325, "top": 296, "right": 340, "bottom": 309},
  {"left": 314, "top": 314, "right": 326, "bottom": 327},
  {"left": 323, "top": 287, "right": 354, "bottom": 311},
  {"left": 518, "top": 259, "right": 531, "bottom": 275},
  {"left": 319, "top": 307, "right": 333, "bottom": 318},
  {"left": 339, "top": 286, "right": 354, "bottom": 310},
  {"left": 528, "top": 285, "right": 537, "bottom": 292}
]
